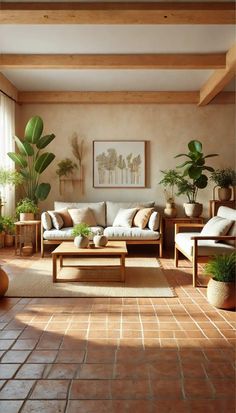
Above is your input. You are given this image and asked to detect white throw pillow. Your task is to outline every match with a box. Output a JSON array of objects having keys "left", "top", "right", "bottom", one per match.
[
  {"left": 48, "top": 211, "right": 64, "bottom": 230},
  {"left": 148, "top": 211, "right": 160, "bottom": 231},
  {"left": 113, "top": 208, "right": 138, "bottom": 228},
  {"left": 201, "top": 216, "right": 233, "bottom": 242},
  {"left": 42, "top": 212, "right": 52, "bottom": 231}
]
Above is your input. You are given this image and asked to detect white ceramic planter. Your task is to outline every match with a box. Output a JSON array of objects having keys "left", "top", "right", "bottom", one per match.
[
  {"left": 184, "top": 202, "right": 203, "bottom": 218},
  {"left": 93, "top": 234, "right": 108, "bottom": 247},
  {"left": 74, "top": 235, "right": 89, "bottom": 248},
  {"left": 207, "top": 278, "right": 235, "bottom": 310}
]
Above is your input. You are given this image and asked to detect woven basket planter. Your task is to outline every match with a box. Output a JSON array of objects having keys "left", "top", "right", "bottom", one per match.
[{"left": 207, "top": 278, "right": 235, "bottom": 310}]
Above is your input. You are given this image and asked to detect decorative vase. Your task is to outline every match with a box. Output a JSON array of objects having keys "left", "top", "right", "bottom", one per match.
[
  {"left": 74, "top": 235, "right": 89, "bottom": 248},
  {"left": 0, "top": 266, "right": 9, "bottom": 296},
  {"left": 4, "top": 234, "right": 14, "bottom": 248},
  {"left": 164, "top": 202, "right": 177, "bottom": 218},
  {"left": 184, "top": 202, "right": 203, "bottom": 218},
  {"left": 20, "top": 213, "right": 34, "bottom": 222},
  {"left": 207, "top": 278, "right": 235, "bottom": 309},
  {"left": 218, "top": 187, "right": 232, "bottom": 201},
  {"left": 93, "top": 234, "right": 108, "bottom": 247}
]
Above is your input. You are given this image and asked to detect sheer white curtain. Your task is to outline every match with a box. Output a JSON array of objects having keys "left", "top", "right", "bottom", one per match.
[{"left": 0, "top": 92, "right": 16, "bottom": 216}]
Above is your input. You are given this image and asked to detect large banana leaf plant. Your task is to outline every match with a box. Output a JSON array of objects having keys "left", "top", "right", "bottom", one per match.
[
  {"left": 8, "top": 116, "right": 55, "bottom": 203},
  {"left": 175, "top": 140, "right": 218, "bottom": 203}
]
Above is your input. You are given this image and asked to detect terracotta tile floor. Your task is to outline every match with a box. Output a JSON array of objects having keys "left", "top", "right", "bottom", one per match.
[{"left": 0, "top": 247, "right": 235, "bottom": 413}]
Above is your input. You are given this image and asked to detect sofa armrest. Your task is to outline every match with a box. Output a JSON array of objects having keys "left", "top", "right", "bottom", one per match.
[{"left": 175, "top": 223, "right": 204, "bottom": 237}]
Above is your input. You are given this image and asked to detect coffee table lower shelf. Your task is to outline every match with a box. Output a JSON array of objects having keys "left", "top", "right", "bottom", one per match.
[{"left": 51, "top": 241, "right": 127, "bottom": 283}]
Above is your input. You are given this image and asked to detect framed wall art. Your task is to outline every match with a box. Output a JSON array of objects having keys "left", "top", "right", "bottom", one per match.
[{"left": 93, "top": 140, "right": 146, "bottom": 188}]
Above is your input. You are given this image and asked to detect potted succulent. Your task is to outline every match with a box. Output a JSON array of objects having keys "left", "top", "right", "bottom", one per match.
[
  {"left": 210, "top": 168, "right": 236, "bottom": 201},
  {"left": 159, "top": 169, "right": 181, "bottom": 218},
  {"left": 72, "top": 223, "right": 92, "bottom": 248},
  {"left": 2, "top": 216, "right": 15, "bottom": 247},
  {"left": 175, "top": 140, "right": 218, "bottom": 217},
  {"left": 8, "top": 115, "right": 56, "bottom": 203},
  {"left": 16, "top": 198, "right": 39, "bottom": 221},
  {"left": 204, "top": 252, "right": 236, "bottom": 310}
]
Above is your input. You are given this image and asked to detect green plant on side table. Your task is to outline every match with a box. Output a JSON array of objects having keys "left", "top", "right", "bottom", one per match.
[
  {"left": 8, "top": 115, "right": 56, "bottom": 203},
  {"left": 72, "top": 223, "right": 92, "bottom": 248},
  {"left": 204, "top": 252, "right": 236, "bottom": 310},
  {"left": 16, "top": 198, "right": 39, "bottom": 222},
  {"left": 210, "top": 168, "right": 236, "bottom": 201},
  {"left": 175, "top": 139, "right": 218, "bottom": 217},
  {"left": 159, "top": 169, "right": 182, "bottom": 218}
]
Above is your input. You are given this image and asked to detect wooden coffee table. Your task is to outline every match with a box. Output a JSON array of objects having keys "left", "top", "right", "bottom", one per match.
[{"left": 51, "top": 241, "right": 127, "bottom": 283}]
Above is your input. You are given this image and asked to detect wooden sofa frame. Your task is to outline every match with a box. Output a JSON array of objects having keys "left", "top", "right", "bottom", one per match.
[
  {"left": 174, "top": 223, "right": 236, "bottom": 287},
  {"left": 41, "top": 218, "right": 163, "bottom": 258}
]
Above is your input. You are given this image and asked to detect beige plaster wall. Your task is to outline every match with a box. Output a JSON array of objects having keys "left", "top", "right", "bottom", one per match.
[{"left": 17, "top": 103, "right": 235, "bottom": 217}]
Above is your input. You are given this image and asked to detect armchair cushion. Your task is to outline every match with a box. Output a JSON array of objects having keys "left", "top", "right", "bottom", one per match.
[
  {"left": 217, "top": 206, "right": 236, "bottom": 247},
  {"left": 175, "top": 232, "right": 234, "bottom": 257},
  {"left": 201, "top": 216, "right": 233, "bottom": 242}
]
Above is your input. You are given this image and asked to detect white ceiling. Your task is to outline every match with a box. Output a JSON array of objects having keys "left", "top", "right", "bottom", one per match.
[{"left": 0, "top": 24, "right": 235, "bottom": 92}]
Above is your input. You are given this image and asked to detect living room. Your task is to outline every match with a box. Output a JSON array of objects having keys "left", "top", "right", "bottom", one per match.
[{"left": 0, "top": 2, "right": 235, "bottom": 412}]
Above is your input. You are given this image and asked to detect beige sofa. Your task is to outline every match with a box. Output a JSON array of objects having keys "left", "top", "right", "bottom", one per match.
[
  {"left": 41, "top": 201, "right": 163, "bottom": 257},
  {"left": 175, "top": 206, "right": 236, "bottom": 287}
]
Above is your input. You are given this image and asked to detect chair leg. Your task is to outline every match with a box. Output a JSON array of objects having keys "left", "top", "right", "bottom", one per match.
[
  {"left": 174, "top": 245, "right": 179, "bottom": 267},
  {"left": 41, "top": 240, "right": 44, "bottom": 258},
  {"left": 159, "top": 242, "right": 163, "bottom": 258}
]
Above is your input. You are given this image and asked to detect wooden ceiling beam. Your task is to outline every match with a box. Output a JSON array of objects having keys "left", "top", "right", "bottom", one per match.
[
  {"left": 1, "top": 2, "right": 235, "bottom": 24},
  {"left": 0, "top": 72, "right": 18, "bottom": 101},
  {"left": 1, "top": 53, "right": 226, "bottom": 70},
  {"left": 17, "top": 91, "right": 234, "bottom": 104},
  {"left": 199, "top": 43, "right": 236, "bottom": 106}
]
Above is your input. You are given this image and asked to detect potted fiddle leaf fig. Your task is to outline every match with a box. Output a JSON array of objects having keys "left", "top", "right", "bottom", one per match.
[
  {"left": 210, "top": 168, "right": 236, "bottom": 201},
  {"left": 72, "top": 223, "right": 92, "bottom": 248},
  {"left": 204, "top": 252, "right": 236, "bottom": 310},
  {"left": 8, "top": 116, "right": 55, "bottom": 204},
  {"left": 175, "top": 140, "right": 218, "bottom": 217}
]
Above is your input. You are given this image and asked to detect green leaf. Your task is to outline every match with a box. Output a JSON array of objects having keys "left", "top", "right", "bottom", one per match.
[
  {"left": 203, "top": 166, "right": 215, "bottom": 172},
  {"left": 188, "top": 166, "right": 202, "bottom": 180},
  {"left": 204, "top": 154, "right": 219, "bottom": 159},
  {"left": 14, "top": 136, "right": 34, "bottom": 156},
  {"left": 188, "top": 140, "right": 202, "bottom": 153},
  {"left": 25, "top": 116, "right": 43, "bottom": 144},
  {"left": 176, "top": 160, "right": 192, "bottom": 168},
  {"left": 34, "top": 152, "right": 55, "bottom": 174},
  {"left": 20, "top": 170, "right": 30, "bottom": 179},
  {"left": 35, "top": 183, "right": 51, "bottom": 201},
  {"left": 174, "top": 153, "right": 191, "bottom": 159},
  {"left": 36, "top": 134, "right": 56, "bottom": 149},
  {"left": 7, "top": 152, "right": 27, "bottom": 168},
  {"left": 195, "top": 174, "right": 208, "bottom": 189}
]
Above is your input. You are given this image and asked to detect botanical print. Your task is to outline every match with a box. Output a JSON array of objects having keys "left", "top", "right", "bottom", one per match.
[{"left": 93, "top": 141, "right": 146, "bottom": 187}]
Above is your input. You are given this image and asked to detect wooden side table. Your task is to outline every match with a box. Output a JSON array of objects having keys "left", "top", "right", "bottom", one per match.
[
  {"left": 15, "top": 220, "right": 41, "bottom": 255},
  {"left": 163, "top": 216, "right": 204, "bottom": 249},
  {"left": 209, "top": 200, "right": 236, "bottom": 218}
]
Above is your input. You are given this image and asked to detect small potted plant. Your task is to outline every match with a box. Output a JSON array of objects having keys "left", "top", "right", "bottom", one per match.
[
  {"left": 159, "top": 169, "right": 181, "bottom": 218},
  {"left": 71, "top": 222, "right": 92, "bottom": 248},
  {"left": 175, "top": 140, "right": 218, "bottom": 217},
  {"left": 204, "top": 252, "right": 236, "bottom": 309},
  {"left": 210, "top": 168, "right": 236, "bottom": 201},
  {"left": 93, "top": 229, "right": 108, "bottom": 248},
  {"left": 16, "top": 198, "right": 39, "bottom": 221},
  {"left": 2, "top": 216, "right": 15, "bottom": 247}
]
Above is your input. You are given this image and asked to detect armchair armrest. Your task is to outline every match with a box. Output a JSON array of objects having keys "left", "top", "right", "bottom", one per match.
[
  {"left": 175, "top": 223, "right": 204, "bottom": 236},
  {"left": 191, "top": 235, "right": 236, "bottom": 242}
]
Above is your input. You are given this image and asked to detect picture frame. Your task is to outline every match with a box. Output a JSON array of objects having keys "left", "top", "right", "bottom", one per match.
[{"left": 93, "top": 140, "right": 146, "bottom": 188}]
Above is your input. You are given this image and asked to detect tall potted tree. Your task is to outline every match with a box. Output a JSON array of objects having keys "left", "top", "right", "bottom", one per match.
[
  {"left": 8, "top": 116, "right": 55, "bottom": 204},
  {"left": 175, "top": 140, "right": 218, "bottom": 217}
]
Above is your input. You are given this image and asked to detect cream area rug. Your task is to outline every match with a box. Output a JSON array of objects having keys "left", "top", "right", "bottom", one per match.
[{"left": 4, "top": 256, "right": 176, "bottom": 298}]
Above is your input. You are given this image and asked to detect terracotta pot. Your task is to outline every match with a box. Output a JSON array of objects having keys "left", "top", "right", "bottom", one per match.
[
  {"left": 207, "top": 278, "right": 235, "bottom": 310},
  {"left": 4, "top": 234, "right": 14, "bottom": 248},
  {"left": 74, "top": 235, "right": 89, "bottom": 248},
  {"left": 0, "top": 266, "right": 9, "bottom": 296},
  {"left": 218, "top": 187, "right": 232, "bottom": 201},
  {"left": 184, "top": 202, "right": 203, "bottom": 218},
  {"left": 20, "top": 213, "right": 34, "bottom": 221},
  {"left": 164, "top": 202, "right": 177, "bottom": 218},
  {"left": 93, "top": 234, "right": 108, "bottom": 247}
]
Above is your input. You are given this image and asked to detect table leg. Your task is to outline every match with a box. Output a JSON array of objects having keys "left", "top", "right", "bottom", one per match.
[
  {"left": 120, "top": 254, "right": 125, "bottom": 282},
  {"left": 52, "top": 254, "right": 57, "bottom": 283},
  {"left": 15, "top": 226, "right": 18, "bottom": 255},
  {"left": 60, "top": 255, "right": 63, "bottom": 268},
  {"left": 19, "top": 226, "right": 23, "bottom": 256}
]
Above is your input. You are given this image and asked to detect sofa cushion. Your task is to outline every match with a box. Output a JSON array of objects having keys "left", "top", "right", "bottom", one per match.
[
  {"left": 201, "top": 216, "right": 233, "bottom": 242},
  {"left": 148, "top": 211, "right": 160, "bottom": 231},
  {"left": 113, "top": 208, "right": 138, "bottom": 228},
  {"left": 54, "top": 201, "right": 106, "bottom": 227},
  {"left": 56, "top": 208, "right": 73, "bottom": 227},
  {"left": 175, "top": 232, "right": 234, "bottom": 257},
  {"left": 41, "top": 212, "right": 52, "bottom": 231},
  {"left": 106, "top": 201, "right": 155, "bottom": 226},
  {"left": 43, "top": 226, "right": 104, "bottom": 240},
  {"left": 48, "top": 211, "right": 64, "bottom": 230},
  {"left": 68, "top": 207, "right": 97, "bottom": 226},
  {"left": 104, "top": 226, "right": 160, "bottom": 240},
  {"left": 133, "top": 208, "right": 154, "bottom": 229}
]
